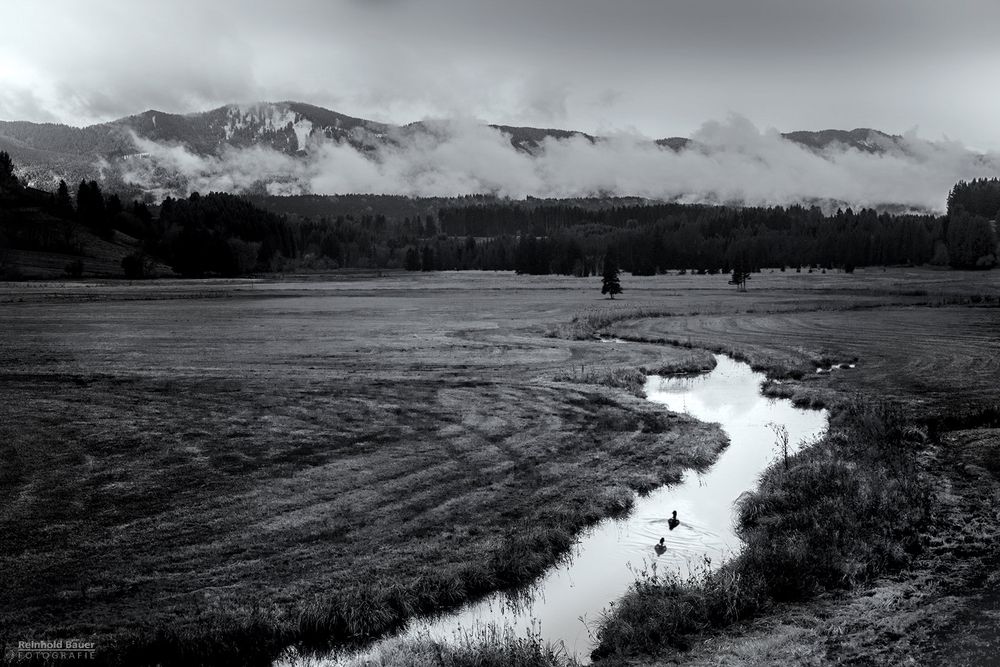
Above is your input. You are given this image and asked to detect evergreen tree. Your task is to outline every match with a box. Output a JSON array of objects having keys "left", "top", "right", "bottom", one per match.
[
  {"left": 121, "top": 252, "right": 150, "bottom": 279},
  {"left": 601, "top": 250, "right": 622, "bottom": 299},
  {"left": 131, "top": 201, "right": 152, "bottom": 223},
  {"left": 729, "top": 268, "right": 751, "bottom": 291},
  {"left": 106, "top": 193, "right": 123, "bottom": 218},
  {"left": 421, "top": 245, "right": 435, "bottom": 272},
  {"left": 75, "top": 179, "right": 88, "bottom": 215},
  {"left": 55, "top": 180, "right": 73, "bottom": 216},
  {"left": 76, "top": 180, "right": 110, "bottom": 238},
  {"left": 404, "top": 247, "right": 421, "bottom": 271},
  {"left": 947, "top": 212, "right": 997, "bottom": 269},
  {"left": 0, "top": 151, "right": 18, "bottom": 191}
]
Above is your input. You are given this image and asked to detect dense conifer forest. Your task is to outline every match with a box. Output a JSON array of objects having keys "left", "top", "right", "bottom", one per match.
[{"left": 1, "top": 152, "right": 997, "bottom": 277}]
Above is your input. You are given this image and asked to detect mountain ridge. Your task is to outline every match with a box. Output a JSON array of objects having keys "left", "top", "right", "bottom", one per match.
[
  {"left": 0, "top": 101, "right": 910, "bottom": 162},
  {"left": 0, "top": 101, "right": 933, "bottom": 207}
]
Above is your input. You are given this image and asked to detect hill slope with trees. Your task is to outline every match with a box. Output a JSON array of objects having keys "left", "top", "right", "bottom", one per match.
[{"left": 1, "top": 152, "right": 996, "bottom": 279}]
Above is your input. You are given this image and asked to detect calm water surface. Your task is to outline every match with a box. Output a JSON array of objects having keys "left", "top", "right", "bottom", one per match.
[{"left": 290, "top": 354, "right": 828, "bottom": 665}]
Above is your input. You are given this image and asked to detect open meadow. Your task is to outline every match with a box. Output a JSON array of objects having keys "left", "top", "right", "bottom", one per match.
[
  {"left": 0, "top": 272, "right": 726, "bottom": 664},
  {"left": 2, "top": 267, "right": 1000, "bottom": 665}
]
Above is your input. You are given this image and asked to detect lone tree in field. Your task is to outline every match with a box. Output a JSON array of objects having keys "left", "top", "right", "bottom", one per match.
[
  {"left": 729, "top": 268, "right": 751, "bottom": 291},
  {"left": 601, "top": 251, "right": 622, "bottom": 299}
]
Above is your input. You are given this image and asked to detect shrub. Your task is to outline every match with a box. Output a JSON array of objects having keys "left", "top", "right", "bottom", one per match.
[
  {"left": 122, "top": 252, "right": 151, "bottom": 279},
  {"left": 64, "top": 258, "right": 84, "bottom": 277}
]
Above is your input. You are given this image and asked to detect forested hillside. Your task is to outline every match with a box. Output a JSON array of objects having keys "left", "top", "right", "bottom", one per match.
[{"left": 2, "top": 152, "right": 997, "bottom": 278}]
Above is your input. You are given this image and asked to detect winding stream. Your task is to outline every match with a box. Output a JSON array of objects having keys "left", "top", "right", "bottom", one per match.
[{"left": 286, "top": 355, "right": 828, "bottom": 665}]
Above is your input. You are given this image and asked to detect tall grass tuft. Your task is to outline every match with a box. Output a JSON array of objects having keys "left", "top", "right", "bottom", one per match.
[
  {"left": 552, "top": 355, "right": 716, "bottom": 396},
  {"left": 346, "top": 624, "right": 574, "bottom": 666}
]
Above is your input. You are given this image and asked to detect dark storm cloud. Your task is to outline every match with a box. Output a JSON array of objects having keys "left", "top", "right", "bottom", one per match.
[{"left": 1, "top": 0, "right": 998, "bottom": 146}]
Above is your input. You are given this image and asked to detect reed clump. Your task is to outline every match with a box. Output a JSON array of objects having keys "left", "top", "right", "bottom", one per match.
[{"left": 348, "top": 624, "right": 574, "bottom": 666}]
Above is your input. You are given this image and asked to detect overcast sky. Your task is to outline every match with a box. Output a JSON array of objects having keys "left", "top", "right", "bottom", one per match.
[{"left": 2, "top": 0, "right": 999, "bottom": 149}]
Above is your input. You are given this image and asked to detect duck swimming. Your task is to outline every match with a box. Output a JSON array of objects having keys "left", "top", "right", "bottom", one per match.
[
  {"left": 667, "top": 510, "right": 679, "bottom": 530},
  {"left": 654, "top": 537, "right": 666, "bottom": 555}
]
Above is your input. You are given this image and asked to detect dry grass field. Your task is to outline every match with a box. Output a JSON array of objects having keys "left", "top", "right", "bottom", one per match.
[
  {"left": 2, "top": 267, "right": 999, "bottom": 665},
  {"left": 0, "top": 272, "right": 725, "bottom": 664}
]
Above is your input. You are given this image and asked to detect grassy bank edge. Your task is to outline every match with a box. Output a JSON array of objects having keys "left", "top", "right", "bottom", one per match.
[
  {"left": 552, "top": 352, "right": 718, "bottom": 397},
  {"left": 341, "top": 319, "right": 858, "bottom": 667},
  {"left": 590, "top": 396, "right": 932, "bottom": 662},
  {"left": 92, "top": 382, "right": 728, "bottom": 667}
]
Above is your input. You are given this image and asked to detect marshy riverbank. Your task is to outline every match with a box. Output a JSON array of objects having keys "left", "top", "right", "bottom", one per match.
[
  {"left": 0, "top": 275, "right": 725, "bottom": 666},
  {"left": 290, "top": 355, "right": 827, "bottom": 665},
  {"left": 2, "top": 270, "right": 994, "bottom": 665}
]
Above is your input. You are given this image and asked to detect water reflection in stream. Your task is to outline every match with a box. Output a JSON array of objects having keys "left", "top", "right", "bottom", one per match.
[{"left": 291, "top": 355, "right": 828, "bottom": 665}]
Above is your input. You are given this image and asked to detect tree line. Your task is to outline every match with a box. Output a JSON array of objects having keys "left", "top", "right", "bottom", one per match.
[
  {"left": 948, "top": 178, "right": 1000, "bottom": 219},
  {"left": 1, "top": 150, "right": 997, "bottom": 277},
  {"left": 435, "top": 201, "right": 993, "bottom": 274}
]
